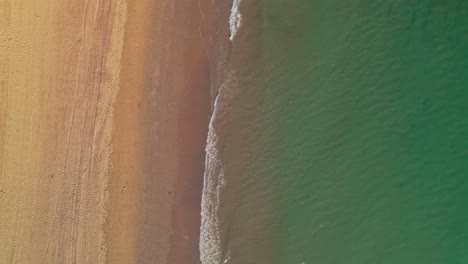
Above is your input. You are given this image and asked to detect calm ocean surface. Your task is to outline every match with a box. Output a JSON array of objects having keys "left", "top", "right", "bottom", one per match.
[{"left": 201, "top": 1, "right": 468, "bottom": 263}]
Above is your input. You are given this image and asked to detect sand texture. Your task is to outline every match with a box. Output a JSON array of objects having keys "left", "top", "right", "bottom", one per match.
[{"left": 0, "top": 0, "right": 213, "bottom": 263}]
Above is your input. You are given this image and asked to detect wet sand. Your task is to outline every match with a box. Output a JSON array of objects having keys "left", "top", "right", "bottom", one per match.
[
  {"left": 107, "top": 0, "right": 214, "bottom": 263},
  {"left": 0, "top": 0, "right": 214, "bottom": 263}
]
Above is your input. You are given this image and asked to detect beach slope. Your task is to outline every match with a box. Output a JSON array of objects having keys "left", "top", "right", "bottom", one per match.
[{"left": 0, "top": 0, "right": 213, "bottom": 263}]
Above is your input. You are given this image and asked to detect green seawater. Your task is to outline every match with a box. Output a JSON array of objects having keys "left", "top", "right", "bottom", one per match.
[{"left": 217, "top": 1, "right": 468, "bottom": 263}]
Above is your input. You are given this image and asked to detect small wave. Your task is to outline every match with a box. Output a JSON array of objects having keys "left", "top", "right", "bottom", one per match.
[
  {"left": 199, "top": 71, "right": 237, "bottom": 264},
  {"left": 200, "top": 2, "right": 244, "bottom": 261},
  {"left": 229, "top": 0, "right": 243, "bottom": 41},
  {"left": 199, "top": 94, "right": 225, "bottom": 264}
]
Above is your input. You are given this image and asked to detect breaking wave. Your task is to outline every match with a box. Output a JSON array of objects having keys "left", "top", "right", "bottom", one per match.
[
  {"left": 199, "top": 71, "right": 238, "bottom": 264},
  {"left": 200, "top": 1, "right": 245, "bottom": 262},
  {"left": 229, "top": 0, "right": 243, "bottom": 41}
]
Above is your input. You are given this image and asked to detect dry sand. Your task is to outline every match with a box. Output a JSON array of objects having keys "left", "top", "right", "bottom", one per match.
[{"left": 0, "top": 0, "right": 214, "bottom": 263}]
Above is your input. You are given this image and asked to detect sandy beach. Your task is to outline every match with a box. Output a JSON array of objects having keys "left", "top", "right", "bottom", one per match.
[
  {"left": 0, "top": 0, "right": 214, "bottom": 263},
  {"left": 107, "top": 0, "right": 214, "bottom": 263}
]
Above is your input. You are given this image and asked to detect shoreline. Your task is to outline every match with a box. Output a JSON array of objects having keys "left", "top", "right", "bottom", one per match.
[
  {"left": 0, "top": 0, "right": 221, "bottom": 263},
  {"left": 199, "top": 0, "right": 236, "bottom": 263}
]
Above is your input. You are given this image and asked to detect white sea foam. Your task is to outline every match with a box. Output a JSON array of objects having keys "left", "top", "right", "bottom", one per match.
[
  {"left": 229, "top": 0, "right": 243, "bottom": 41},
  {"left": 200, "top": 1, "right": 244, "bottom": 261},
  {"left": 199, "top": 71, "right": 237, "bottom": 264},
  {"left": 199, "top": 94, "right": 224, "bottom": 264}
]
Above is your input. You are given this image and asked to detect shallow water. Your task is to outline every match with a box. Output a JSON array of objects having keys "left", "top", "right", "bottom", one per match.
[{"left": 202, "top": 1, "right": 468, "bottom": 263}]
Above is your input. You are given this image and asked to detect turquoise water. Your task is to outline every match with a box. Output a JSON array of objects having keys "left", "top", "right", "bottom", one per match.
[{"left": 202, "top": 1, "right": 468, "bottom": 263}]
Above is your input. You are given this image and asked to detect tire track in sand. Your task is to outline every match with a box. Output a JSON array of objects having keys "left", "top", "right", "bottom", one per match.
[{"left": 0, "top": 0, "right": 126, "bottom": 263}]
